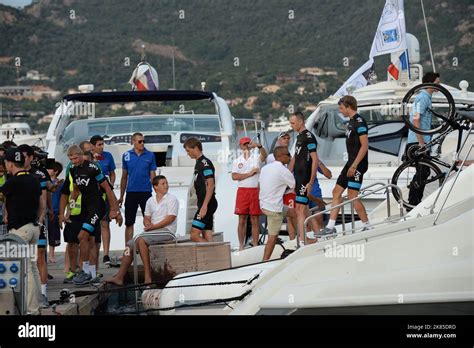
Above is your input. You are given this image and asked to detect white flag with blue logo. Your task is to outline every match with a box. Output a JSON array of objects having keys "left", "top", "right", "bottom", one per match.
[{"left": 369, "top": 0, "right": 407, "bottom": 58}]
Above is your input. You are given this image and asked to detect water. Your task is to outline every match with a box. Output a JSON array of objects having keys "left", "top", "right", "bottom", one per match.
[{"left": 95, "top": 289, "right": 142, "bottom": 315}]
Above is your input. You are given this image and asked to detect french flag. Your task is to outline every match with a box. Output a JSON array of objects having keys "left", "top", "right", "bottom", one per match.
[{"left": 387, "top": 51, "right": 409, "bottom": 80}]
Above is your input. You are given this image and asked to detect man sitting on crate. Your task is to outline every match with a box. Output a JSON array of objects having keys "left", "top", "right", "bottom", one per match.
[{"left": 105, "top": 175, "right": 179, "bottom": 286}]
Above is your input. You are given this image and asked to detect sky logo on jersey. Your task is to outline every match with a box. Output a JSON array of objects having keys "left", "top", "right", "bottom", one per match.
[
  {"left": 298, "top": 185, "right": 306, "bottom": 195},
  {"left": 354, "top": 170, "right": 361, "bottom": 181},
  {"left": 345, "top": 129, "right": 352, "bottom": 138},
  {"left": 201, "top": 159, "right": 209, "bottom": 167},
  {"left": 75, "top": 177, "right": 90, "bottom": 186},
  {"left": 90, "top": 213, "right": 99, "bottom": 225},
  {"left": 295, "top": 146, "right": 302, "bottom": 155}
]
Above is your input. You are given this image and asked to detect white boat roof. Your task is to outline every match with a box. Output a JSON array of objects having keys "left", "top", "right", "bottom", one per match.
[
  {"left": 0, "top": 122, "right": 31, "bottom": 130},
  {"left": 320, "top": 80, "right": 474, "bottom": 107}
]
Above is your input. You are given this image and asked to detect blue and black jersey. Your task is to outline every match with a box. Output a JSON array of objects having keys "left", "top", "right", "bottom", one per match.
[
  {"left": 29, "top": 166, "right": 49, "bottom": 191},
  {"left": 346, "top": 114, "right": 369, "bottom": 171},
  {"left": 68, "top": 160, "right": 106, "bottom": 205},
  {"left": 294, "top": 129, "right": 317, "bottom": 178},
  {"left": 193, "top": 155, "right": 217, "bottom": 206}
]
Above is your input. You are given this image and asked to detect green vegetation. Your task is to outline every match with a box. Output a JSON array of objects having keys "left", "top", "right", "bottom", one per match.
[{"left": 0, "top": 0, "right": 472, "bottom": 129}]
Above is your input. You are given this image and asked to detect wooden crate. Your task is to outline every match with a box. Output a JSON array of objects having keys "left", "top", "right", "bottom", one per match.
[{"left": 131, "top": 242, "right": 231, "bottom": 283}]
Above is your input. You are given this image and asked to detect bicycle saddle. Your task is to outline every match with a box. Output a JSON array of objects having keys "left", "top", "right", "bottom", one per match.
[{"left": 457, "top": 109, "right": 474, "bottom": 122}]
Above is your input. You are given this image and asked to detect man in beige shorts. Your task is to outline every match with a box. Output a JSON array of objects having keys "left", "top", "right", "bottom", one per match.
[
  {"left": 1, "top": 148, "right": 43, "bottom": 314},
  {"left": 259, "top": 146, "right": 295, "bottom": 261}
]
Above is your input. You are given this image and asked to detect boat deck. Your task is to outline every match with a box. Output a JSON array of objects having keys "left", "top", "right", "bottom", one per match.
[{"left": 40, "top": 251, "right": 123, "bottom": 316}]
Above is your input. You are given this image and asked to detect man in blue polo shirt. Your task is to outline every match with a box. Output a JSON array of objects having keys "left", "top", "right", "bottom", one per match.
[
  {"left": 90, "top": 134, "right": 116, "bottom": 264},
  {"left": 119, "top": 133, "right": 157, "bottom": 244},
  {"left": 405, "top": 71, "right": 441, "bottom": 207}
]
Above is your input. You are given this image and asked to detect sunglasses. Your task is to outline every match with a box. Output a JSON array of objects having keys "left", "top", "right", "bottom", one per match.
[{"left": 137, "top": 140, "right": 145, "bottom": 144}]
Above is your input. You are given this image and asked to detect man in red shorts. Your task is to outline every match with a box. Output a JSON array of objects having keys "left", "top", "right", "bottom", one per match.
[{"left": 232, "top": 137, "right": 267, "bottom": 250}]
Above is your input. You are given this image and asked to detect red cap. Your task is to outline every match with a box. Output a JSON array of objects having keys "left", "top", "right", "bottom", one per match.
[{"left": 239, "top": 137, "right": 251, "bottom": 145}]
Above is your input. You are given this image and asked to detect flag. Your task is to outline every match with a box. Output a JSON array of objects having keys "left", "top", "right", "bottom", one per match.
[
  {"left": 129, "top": 62, "right": 159, "bottom": 91},
  {"left": 387, "top": 50, "right": 409, "bottom": 80},
  {"left": 333, "top": 0, "right": 407, "bottom": 96},
  {"left": 369, "top": 0, "right": 407, "bottom": 58},
  {"left": 334, "top": 58, "right": 376, "bottom": 97}
]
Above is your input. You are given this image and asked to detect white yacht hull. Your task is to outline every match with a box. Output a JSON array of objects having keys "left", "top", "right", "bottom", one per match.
[{"left": 150, "top": 165, "right": 474, "bottom": 315}]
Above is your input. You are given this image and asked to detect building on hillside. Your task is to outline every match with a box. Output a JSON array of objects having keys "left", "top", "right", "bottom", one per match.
[
  {"left": 0, "top": 85, "right": 33, "bottom": 97},
  {"left": 300, "top": 67, "right": 338, "bottom": 76},
  {"left": 262, "top": 85, "right": 281, "bottom": 94}
]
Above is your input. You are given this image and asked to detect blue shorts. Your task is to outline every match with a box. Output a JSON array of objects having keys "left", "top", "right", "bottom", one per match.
[{"left": 309, "top": 178, "right": 323, "bottom": 209}]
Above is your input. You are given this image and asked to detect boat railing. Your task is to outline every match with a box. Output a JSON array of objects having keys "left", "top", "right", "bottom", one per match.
[
  {"left": 308, "top": 181, "right": 393, "bottom": 223},
  {"left": 132, "top": 231, "right": 178, "bottom": 313},
  {"left": 433, "top": 143, "right": 474, "bottom": 225},
  {"left": 302, "top": 183, "right": 405, "bottom": 248},
  {"left": 235, "top": 118, "right": 268, "bottom": 149}
]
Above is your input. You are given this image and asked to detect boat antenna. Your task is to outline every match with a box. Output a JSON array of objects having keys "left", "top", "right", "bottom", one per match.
[
  {"left": 141, "top": 44, "right": 147, "bottom": 63},
  {"left": 172, "top": 48, "right": 176, "bottom": 90},
  {"left": 420, "top": 0, "right": 436, "bottom": 72}
]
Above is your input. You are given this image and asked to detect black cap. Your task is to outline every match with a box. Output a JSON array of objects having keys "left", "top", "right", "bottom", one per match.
[
  {"left": 18, "top": 144, "right": 34, "bottom": 157},
  {"left": 5, "top": 147, "right": 25, "bottom": 165}
]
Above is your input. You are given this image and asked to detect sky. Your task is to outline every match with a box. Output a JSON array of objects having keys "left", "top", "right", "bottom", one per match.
[{"left": 0, "top": 0, "right": 32, "bottom": 8}]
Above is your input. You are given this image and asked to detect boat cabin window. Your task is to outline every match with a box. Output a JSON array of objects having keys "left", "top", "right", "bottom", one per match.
[{"left": 61, "top": 115, "right": 221, "bottom": 145}]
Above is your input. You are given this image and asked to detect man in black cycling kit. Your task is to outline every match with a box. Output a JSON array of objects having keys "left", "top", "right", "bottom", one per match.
[
  {"left": 317, "top": 96, "right": 371, "bottom": 236},
  {"left": 18, "top": 144, "right": 50, "bottom": 307},
  {"left": 288, "top": 111, "right": 318, "bottom": 244},
  {"left": 183, "top": 137, "right": 218, "bottom": 242},
  {"left": 59, "top": 145, "right": 122, "bottom": 285}
]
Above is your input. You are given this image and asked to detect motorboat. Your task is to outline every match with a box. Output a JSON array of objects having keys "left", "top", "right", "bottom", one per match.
[
  {"left": 144, "top": 148, "right": 474, "bottom": 315},
  {"left": 45, "top": 88, "right": 264, "bottom": 252},
  {"left": 0, "top": 122, "right": 45, "bottom": 147},
  {"left": 298, "top": 35, "right": 474, "bottom": 214},
  {"left": 267, "top": 115, "right": 291, "bottom": 132}
]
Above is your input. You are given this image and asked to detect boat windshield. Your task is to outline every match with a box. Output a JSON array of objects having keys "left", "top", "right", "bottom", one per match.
[
  {"left": 321, "top": 105, "right": 404, "bottom": 131},
  {"left": 316, "top": 104, "right": 446, "bottom": 133},
  {"left": 61, "top": 115, "right": 221, "bottom": 145}
]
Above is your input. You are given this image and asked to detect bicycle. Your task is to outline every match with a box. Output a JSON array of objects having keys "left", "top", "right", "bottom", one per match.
[{"left": 391, "top": 83, "right": 474, "bottom": 209}]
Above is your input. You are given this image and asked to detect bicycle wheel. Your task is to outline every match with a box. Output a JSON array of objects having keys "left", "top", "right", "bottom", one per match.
[
  {"left": 391, "top": 159, "right": 445, "bottom": 209},
  {"left": 401, "top": 83, "right": 455, "bottom": 136}
]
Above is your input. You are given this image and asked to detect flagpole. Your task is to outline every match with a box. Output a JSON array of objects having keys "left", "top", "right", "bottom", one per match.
[{"left": 420, "top": 0, "right": 436, "bottom": 72}]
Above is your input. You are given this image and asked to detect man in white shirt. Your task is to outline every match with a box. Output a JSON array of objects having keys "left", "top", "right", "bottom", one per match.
[
  {"left": 105, "top": 175, "right": 179, "bottom": 285},
  {"left": 265, "top": 131, "right": 297, "bottom": 238},
  {"left": 259, "top": 146, "right": 295, "bottom": 261},
  {"left": 232, "top": 137, "right": 267, "bottom": 250}
]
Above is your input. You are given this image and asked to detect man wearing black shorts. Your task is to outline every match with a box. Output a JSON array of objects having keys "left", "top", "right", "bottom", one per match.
[
  {"left": 183, "top": 138, "right": 218, "bottom": 242},
  {"left": 119, "top": 133, "right": 157, "bottom": 245},
  {"left": 289, "top": 111, "right": 318, "bottom": 244},
  {"left": 318, "top": 96, "right": 371, "bottom": 236},
  {"left": 18, "top": 144, "right": 49, "bottom": 307},
  {"left": 59, "top": 145, "right": 122, "bottom": 286}
]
